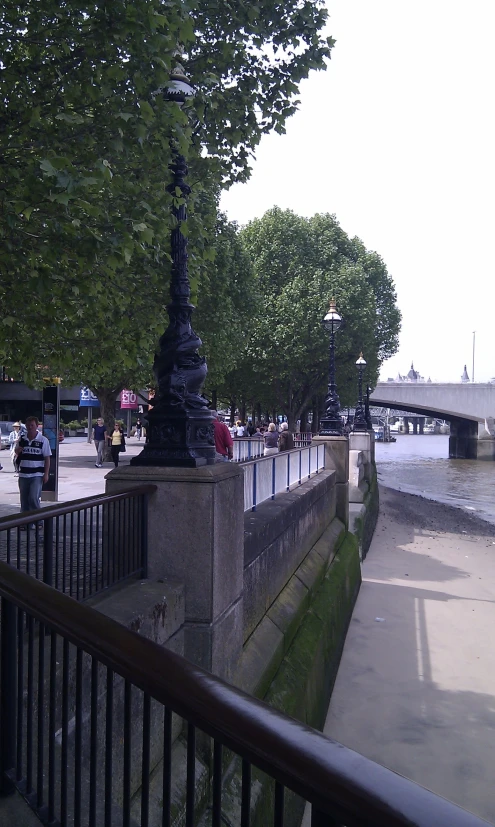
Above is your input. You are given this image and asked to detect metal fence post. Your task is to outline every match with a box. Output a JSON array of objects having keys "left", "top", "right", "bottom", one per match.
[
  {"left": 43, "top": 517, "right": 54, "bottom": 588},
  {"left": 141, "top": 494, "right": 149, "bottom": 578},
  {"left": 271, "top": 457, "right": 276, "bottom": 499},
  {"left": 252, "top": 464, "right": 257, "bottom": 512},
  {"left": 0, "top": 598, "right": 17, "bottom": 794}
]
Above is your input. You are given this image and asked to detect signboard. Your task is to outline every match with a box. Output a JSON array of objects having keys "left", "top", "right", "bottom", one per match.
[
  {"left": 41, "top": 384, "right": 60, "bottom": 501},
  {"left": 120, "top": 389, "right": 138, "bottom": 410},
  {"left": 79, "top": 387, "right": 99, "bottom": 407}
]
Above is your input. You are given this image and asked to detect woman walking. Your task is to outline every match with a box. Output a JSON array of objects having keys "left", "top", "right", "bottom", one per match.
[
  {"left": 9, "top": 422, "right": 22, "bottom": 476},
  {"left": 107, "top": 421, "right": 126, "bottom": 468},
  {"left": 263, "top": 422, "right": 279, "bottom": 456}
]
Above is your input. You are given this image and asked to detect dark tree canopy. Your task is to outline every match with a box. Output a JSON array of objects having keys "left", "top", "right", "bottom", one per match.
[{"left": 0, "top": 0, "right": 333, "bottom": 389}]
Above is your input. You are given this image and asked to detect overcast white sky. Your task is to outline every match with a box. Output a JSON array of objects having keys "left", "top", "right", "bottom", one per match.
[{"left": 220, "top": 0, "right": 495, "bottom": 383}]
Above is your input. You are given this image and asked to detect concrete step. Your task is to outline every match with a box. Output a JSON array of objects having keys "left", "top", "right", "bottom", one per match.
[{"left": 0, "top": 791, "right": 42, "bottom": 827}]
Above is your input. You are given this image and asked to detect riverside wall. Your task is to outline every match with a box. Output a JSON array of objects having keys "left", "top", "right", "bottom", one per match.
[{"left": 99, "top": 438, "right": 378, "bottom": 826}]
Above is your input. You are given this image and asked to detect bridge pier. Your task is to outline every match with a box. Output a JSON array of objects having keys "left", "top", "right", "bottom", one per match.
[{"left": 444, "top": 420, "right": 495, "bottom": 460}]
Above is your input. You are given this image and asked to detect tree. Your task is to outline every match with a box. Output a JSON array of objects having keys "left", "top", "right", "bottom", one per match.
[
  {"left": 238, "top": 208, "right": 401, "bottom": 428},
  {"left": 0, "top": 0, "right": 333, "bottom": 388}
]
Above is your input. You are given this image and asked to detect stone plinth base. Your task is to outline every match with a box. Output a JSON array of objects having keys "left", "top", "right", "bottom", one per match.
[
  {"left": 105, "top": 462, "right": 244, "bottom": 682},
  {"left": 312, "top": 436, "right": 349, "bottom": 527}
]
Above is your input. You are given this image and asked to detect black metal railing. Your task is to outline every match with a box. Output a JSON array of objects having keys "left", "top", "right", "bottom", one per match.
[
  {"left": 0, "top": 486, "right": 156, "bottom": 600},
  {"left": 0, "top": 563, "right": 489, "bottom": 827}
]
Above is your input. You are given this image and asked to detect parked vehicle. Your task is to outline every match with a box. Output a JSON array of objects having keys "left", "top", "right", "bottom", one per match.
[{"left": 0, "top": 422, "right": 14, "bottom": 450}]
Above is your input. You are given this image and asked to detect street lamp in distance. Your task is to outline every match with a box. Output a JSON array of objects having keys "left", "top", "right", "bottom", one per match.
[
  {"left": 352, "top": 353, "right": 368, "bottom": 432},
  {"left": 131, "top": 67, "right": 215, "bottom": 468},
  {"left": 319, "top": 298, "right": 344, "bottom": 437}
]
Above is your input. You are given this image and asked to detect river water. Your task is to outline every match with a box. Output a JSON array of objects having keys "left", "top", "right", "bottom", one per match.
[{"left": 375, "top": 434, "right": 495, "bottom": 526}]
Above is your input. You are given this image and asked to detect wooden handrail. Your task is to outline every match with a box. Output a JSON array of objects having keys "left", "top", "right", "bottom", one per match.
[
  {"left": 0, "top": 561, "right": 488, "bottom": 827},
  {"left": 0, "top": 485, "right": 157, "bottom": 529}
]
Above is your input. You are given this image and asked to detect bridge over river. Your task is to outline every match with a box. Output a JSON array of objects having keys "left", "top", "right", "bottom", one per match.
[{"left": 370, "top": 382, "right": 495, "bottom": 460}]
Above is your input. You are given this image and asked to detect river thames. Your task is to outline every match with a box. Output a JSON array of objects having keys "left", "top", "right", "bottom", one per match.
[{"left": 375, "top": 434, "right": 495, "bottom": 526}]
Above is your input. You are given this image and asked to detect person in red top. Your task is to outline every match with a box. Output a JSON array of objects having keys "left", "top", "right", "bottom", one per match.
[{"left": 212, "top": 410, "right": 233, "bottom": 462}]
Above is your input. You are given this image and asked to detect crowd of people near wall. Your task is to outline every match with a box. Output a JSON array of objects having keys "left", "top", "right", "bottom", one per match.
[{"left": 219, "top": 418, "right": 296, "bottom": 458}]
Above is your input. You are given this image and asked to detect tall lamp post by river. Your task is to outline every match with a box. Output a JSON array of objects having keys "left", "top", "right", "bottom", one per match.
[
  {"left": 365, "top": 384, "right": 373, "bottom": 430},
  {"left": 131, "top": 68, "right": 215, "bottom": 468},
  {"left": 352, "top": 353, "right": 368, "bottom": 432},
  {"left": 319, "top": 298, "right": 344, "bottom": 436}
]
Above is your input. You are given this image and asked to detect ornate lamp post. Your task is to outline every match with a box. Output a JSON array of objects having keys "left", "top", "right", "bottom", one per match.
[
  {"left": 365, "top": 384, "right": 373, "bottom": 430},
  {"left": 131, "top": 68, "right": 215, "bottom": 467},
  {"left": 352, "top": 353, "right": 368, "bottom": 432},
  {"left": 319, "top": 298, "right": 344, "bottom": 436}
]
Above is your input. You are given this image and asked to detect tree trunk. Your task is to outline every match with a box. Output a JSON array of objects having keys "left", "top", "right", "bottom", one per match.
[
  {"left": 211, "top": 388, "right": 217, "bottom": 410},
  {"left": 94, "top": 387, "right": 121, "bottom": 464},
  {"left": 312, "top": 396, "right": 320, "bottom": 434},
  {"left": 230, "top": 397, "right": 236, "bottom": 425},
  {"left": 299, "top": 408, "right": 308, "bottom": 434},
  {"left": 256, "top": 403, "right": 261, "bottom": 425},
  {"left": 240, "top": 399, "right": 247, "bottom": 424}
]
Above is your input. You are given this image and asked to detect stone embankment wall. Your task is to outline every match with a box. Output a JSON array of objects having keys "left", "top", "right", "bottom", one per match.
[{"left": 100, "top": 439, "right": 378, "bottom": 826}]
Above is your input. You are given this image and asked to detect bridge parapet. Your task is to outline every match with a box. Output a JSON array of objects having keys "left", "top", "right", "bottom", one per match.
[
  {"left": 371, "top": 383, "right": 495, "bottom": 460},
  {"left": 371, "top": 382, "right": 495, "bottom": 424}
]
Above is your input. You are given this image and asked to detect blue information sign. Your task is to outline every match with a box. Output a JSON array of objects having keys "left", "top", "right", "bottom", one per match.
[{"left": 79, "top": 387, "right": 99, "bottom": 407}]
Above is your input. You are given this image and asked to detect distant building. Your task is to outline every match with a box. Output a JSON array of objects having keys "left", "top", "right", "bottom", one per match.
[
  {"left": 387, "top": 362, "right": 426, "bottom": 383},
  {"left": 461, "top": 365, "right": 470, "bottom": 383}
]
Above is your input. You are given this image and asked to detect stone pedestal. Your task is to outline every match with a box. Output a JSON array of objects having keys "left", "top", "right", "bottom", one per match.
[
  {"left": 349, "top": 431, "right": 372, "bottom": 482},
  {"left": 105, "top": 462, "right": 244, "bottom": 682},
  {"left": 312, "top": 436, "right": 349, "bottom": 527}
]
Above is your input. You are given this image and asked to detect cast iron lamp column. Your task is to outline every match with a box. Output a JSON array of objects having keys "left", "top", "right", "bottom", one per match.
[
  {"left": 131, "top": 68, "right": 215, "bottom": 467},
  {"left": 365, "top": 384, "right": 373, "bottom": 430},
  {"left": 319, "top": 299, "right": 344, "bottom": 437},
  {"left": 352, "top": 353, "right": 368, "bottom": 432}
]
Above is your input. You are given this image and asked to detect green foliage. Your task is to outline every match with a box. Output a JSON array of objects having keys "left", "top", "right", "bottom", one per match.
[
  {"left": 229, "top": 208, "right": 401, "bottom": 425},
  {"left": 0, "top": 0, "right": 332, "bottom": 393}
]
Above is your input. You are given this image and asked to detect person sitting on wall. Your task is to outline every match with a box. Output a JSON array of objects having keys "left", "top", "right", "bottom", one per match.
[{"left": 263, "top": 422, "right": 279, "bottom": 456}]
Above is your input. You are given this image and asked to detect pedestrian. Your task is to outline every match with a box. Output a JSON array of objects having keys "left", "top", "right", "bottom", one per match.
[
  {"left": 253, "top": 426, "right": 264, "bottom": 438},
  {"left": 9, "top": 422, "right": 22, "bottom": 475},
  {"left": 278, "top": 421, "right": 295, "bottom": 452},
  {"left": 246, "top": 421, "right": 256, "bottom": 437},
  {"left": 92, "top": 417, "right": 107, "bottom": 467},
  {"left": 135, "top": 417, "right": 143, "bottom": 440},
  {"left": 106, "top": 421, "right": 125, "bottom": 468},
  {"left": 212, "top": 410, "right": 234, "bottom": 462},
  {"left": 15, "top": 416, "right": 51, "bottom": 528},
  {"left": 263, "top": 422, "right": 279, "bottom": 456},
  {"left": 236, "top": 420, "right": 245, "bottom": 437}
]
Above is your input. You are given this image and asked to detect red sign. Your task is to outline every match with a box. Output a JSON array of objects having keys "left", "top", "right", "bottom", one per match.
[{"left": 120, "top": 389, "right": 138, "bottom": 409}]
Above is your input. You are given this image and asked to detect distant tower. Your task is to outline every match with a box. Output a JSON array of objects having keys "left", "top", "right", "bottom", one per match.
[
  {"left": 461, "top": 365, "right": 470, "bottom": 383},
  {"left": 407, "top": 362, "right": 419, "bottom": 382}
]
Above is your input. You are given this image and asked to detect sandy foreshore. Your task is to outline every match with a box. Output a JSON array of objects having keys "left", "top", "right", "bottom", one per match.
[{"left": 324, "top": 484, "right": 495, "bottom": 823}]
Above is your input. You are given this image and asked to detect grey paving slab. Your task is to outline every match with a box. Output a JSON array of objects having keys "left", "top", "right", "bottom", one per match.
[{"left": 0, "top": 436, "right": 145, "bottom": 518}]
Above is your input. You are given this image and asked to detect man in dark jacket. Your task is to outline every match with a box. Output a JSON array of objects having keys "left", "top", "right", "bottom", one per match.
[{"left": 278, "top": 422, "right": 294, "bottom": 451}]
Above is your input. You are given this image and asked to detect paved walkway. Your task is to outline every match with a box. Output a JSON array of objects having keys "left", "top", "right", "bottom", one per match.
[
  {"left": 323, "top": 486, "right": 495, "bottom": 824},
  {"left": 0, "top": 437, "right": 145, "bottom": 519}
]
